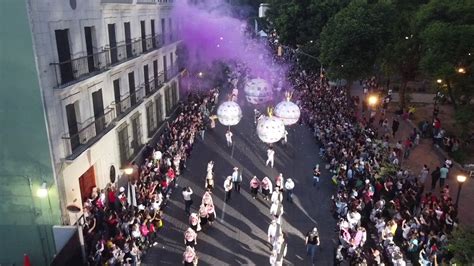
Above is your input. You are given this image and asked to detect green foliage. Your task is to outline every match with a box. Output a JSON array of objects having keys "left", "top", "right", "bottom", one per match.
[
  {"left": 320, "top": 0, "right": 395, "bottom": 80},
  {"left": 265, "top": 0, "right": 350, "bottom": 72},
  {"left": 447, "top": 226, "right": 474, "bottom": 264},
  {"left": 417, "top": 0, "right": 474, "bottom": 102},
  {"left": 454, "top": 105, "right": 474, "bottom": 140}
]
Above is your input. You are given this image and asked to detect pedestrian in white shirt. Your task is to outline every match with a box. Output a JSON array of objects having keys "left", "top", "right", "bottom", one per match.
[
  {"left": 225, "top": 130, "right": 233, "bottom": 147},
  {"left": 284, "top": 178, "right": 295, "bottom": 203},
  {"left": 182, "top": 187, "right": 193, "bottom": 216},
  {"left": 266, "top": 147, "right": 275, "bottom": 168},
  {"left": 224, "top": 176, "right": 233, "bottom": 202}
]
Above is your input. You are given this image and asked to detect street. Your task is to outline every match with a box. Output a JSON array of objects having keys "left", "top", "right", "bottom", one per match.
[{"left": 143, "top": 100, "right": 337, "bottom": 265}]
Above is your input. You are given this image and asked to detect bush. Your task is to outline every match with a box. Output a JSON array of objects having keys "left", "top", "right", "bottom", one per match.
[{"left": 451, "top": 150, "right": 468, "bottom": 164}]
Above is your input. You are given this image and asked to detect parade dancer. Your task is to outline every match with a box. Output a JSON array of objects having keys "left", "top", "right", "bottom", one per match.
[
  {"left": 184, "top": 227, "right": 197, "bottom": 248},
  {"left": 225, "top": 130, "right": 233, "bottom": 147},
  {"left": 182, "top": 246, "right": 198, "bottom": 266},
  {"left": 206, "top": 203, "right": 216, "bottom": 225},
  {"left": 261, "top": 176, "right": 273, "bottom": 201},
  {"left": 205, "top": 171, "right": 215, "bottom": 191},
  {"left": 189, "top": 213, "right": 201, "bottom": 232},
  {"left": 275, "top": 173, "right": 284, "bottom": 191},
  {"left": 250, "top": 176, "right": 261, "bottom": 199},
  {"left": 202, "top": 191, "right": 213, "bottom": 206},
  {"left": 266, "top": 147, "right": 275, "bottom": 168},
  {"left": 198, "top": 204, "right": 208, "bottom": 228}
]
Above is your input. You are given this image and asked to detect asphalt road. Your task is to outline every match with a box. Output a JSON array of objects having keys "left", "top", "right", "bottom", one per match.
[{"left": 142, "top": 97, "right": 337, "bottom": 266}]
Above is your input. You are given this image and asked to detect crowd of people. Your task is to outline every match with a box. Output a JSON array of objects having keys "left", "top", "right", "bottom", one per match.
[
  {"left": 81, "top": 89, "right": 217, "bottom": 265},
  {"left": 291, "top": 68, "right": 458, "bottom": 265}
]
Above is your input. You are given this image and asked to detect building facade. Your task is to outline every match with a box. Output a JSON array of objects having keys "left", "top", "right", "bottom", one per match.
[
  {"left": 31, "top": 0, "right": 182, "bottom": 225},
  {"left": 0, "top": 0, "right": 181, "bottom": 264}
]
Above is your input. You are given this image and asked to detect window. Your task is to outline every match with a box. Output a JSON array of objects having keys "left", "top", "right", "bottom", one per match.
[
  {"left": 128, "top": 71, "right": 136, "bottom": 106},
  {"left": 171, "top": 81, "right": 178, "bottom": 106},
  {"left": 146, "top": 102, "right": 156, "bottom": 137},
  {"left": 131, "top": 113, "right": 142, "bottom": 153},
  {"left": 55, "top": 29, "right": 73, "bottom": 84},
  {"left": 155, "top": 95, "right": 163, "bottom": 128},
  {"left": 117, "top": 123, "right": 130, "bottom": 166},
  {"left": 164, "top": 86, "right": 171, "bottom": 115},
  {"left": 113, "top": 79, "right": 121, "bottom": 117},
  {"left": 108, "top": 24, "right": 118, "bottom": 64}
]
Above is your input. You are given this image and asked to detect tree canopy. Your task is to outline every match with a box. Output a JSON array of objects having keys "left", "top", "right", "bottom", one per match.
[{"left": 319, "top": 0, "right": 395, "bottom": 81}]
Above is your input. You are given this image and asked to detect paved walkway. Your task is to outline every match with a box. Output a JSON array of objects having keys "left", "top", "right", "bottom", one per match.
[
  {"left": 142, "top": 98, "right": 337, "bottom": 265},
  {"left": 352, "top": 83, "right": 474, "bottom": 225}
]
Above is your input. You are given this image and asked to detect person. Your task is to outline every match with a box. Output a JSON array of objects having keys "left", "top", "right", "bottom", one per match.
[
  {"left": 250, "top": 176, "right": 261, "bottom": 199},
  {"left": 261, "top": 176, "right": 273, "bottom": 201},
  {"left": 182, "top": 246, "right": 198, "bottom": 266},
  {"left": 439, "top": 165, "right": 449, "bottom": 188},
  {"left": 231, "top": 167, "right": 242, "bottom": 193},
  {"left": 271, "top": 234, "right": 287, "bottom": 266},
  {"left": 224, "top": 176, "right": 233, "bottom": 202},
  {"left": 225, "top": 130, "right": 233, "bottom": 147},
  {"left": 282, "top": 130, "right": 288, "bottom": 144},
  {"left": 266, "top": 147, "right": 275, "bottom": 168},
  {"left": 198, "top": 204, "right": 208, "bottom": 228},
  {"left": 305, "top": 227, "right": 320, "bottom": 263},
  {"left": 267, "top": 219, "right": 280, "bottom": 247},
  {"left": 419, "top": 165, "right": 429, "bottom": 186},
  {"left": 392, "top": 118, "right": 400, "bottom": 137},
  {"left": 182, "top": 187, "right": 193, "bottom": 216},
  {"left": 202, "top": 191, "right": 213, "bottom": 206},
  {"left": 207, "top": 161, "right": 214, "bottom": 174},
  {"left": 284, "top": 178, "right": 295, "bottom": 203},
  {"left": 189, "top": 213, "right": 201, "bottom": 232},
  {"left": 205, "top": 171, "right": 215, "bottom": 191},
  {"left": 313, "top": 165, "right": 320, "bottom": 187},
  {"left": 275, "top": 173, "right": 284, "bottom": 190},
  {"left": 205, "top": 203, "right": 216, "bottom": 225},
  {"left": 184, "top": 227, "right": 197, "bottom": 248}
]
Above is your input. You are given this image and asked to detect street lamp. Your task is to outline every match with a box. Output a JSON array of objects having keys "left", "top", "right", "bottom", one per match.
[
  {"left": 436, "top": 79, "right": 443, "bottom": 84},
  {"left": 123, "top": 167, "right": 133, "bottom": 175},
  {"left": 37, "top": 182, "right": 48, "bottom": 198},
  {"left": 455, "top": 174, "right": 467, "bottom": 210},
  {"left": 457, "top": 67, "right": 466, "bottom": 74},
  {"left": 368, "top": 95, "right": 378, "bottom": 107}
]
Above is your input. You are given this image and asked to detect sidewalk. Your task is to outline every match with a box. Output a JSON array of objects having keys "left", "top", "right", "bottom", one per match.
[{"left": 351, "top": 83, "right": 474, "bottom": 225}]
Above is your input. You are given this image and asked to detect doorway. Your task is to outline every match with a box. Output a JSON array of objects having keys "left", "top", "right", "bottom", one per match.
[{"left": 79, "top": 166, "right": 96, "bottom": 202}]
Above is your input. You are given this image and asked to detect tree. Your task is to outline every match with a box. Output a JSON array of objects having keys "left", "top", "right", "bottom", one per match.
[
  {"left": 378, "top": 0, "right": 427, "bottom": 108},
  {"left": 417, "top": 0, "right": 474, "bottom": 107},
  {"left": 320, "top": 0, "right": 395, "bottom": 81},
  {"left": 265, "top": 0, "right": 350, "bottom": 71},
  {"left": 447, "top": 226, "right": 474, "bottom": 264}
]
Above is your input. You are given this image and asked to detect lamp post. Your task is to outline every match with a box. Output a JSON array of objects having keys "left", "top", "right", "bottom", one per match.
[
  {"left": 367, "top": 94, "right": 378, "bottom": 124},
  {"left": 455, "top": 174, "right": 467, "bottom": 210}
]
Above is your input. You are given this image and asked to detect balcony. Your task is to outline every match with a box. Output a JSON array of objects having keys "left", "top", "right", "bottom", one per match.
[
  {"left": 62, "top": 107, "right": 116, "bottom": 160},
  {"left": 51, "top": 50, "right": 110, "bottom": 87},
  {"left": 101, "top": 0, "right": 133, "bottom": 3},
  {"left": 114, "top": 86, "right": 145, "bottom": 119},
  {"left": 52, "top": 34, "right": 166, "bottom": 88},
  {"left": 137, "top": 0, "right": 157, "bottom": 3}
]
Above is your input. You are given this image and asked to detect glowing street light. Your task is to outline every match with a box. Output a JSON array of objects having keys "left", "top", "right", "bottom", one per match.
[
  {"left": 198, "top": 72, "right": 204, "bottom": 78},
  {"left": 457, "top": 67, "right": 466, "bottom": 74},
  {"left": 123, "top": 167, "right": 133, "bottom": 175},
  {"left": 368, "top": 95, "right": 378, "bottom": 107},
  {"left": 436, "top": 79, "right": 443, "bottom": 84},
  {"left": 37, "top": 182, "right": 48, "bottom": 198},
  {"left": 455, "top": 174, "right": 467, "bottom": 210}
]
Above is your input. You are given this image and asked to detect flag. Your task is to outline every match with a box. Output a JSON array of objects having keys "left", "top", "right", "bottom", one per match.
[{"left": 24, "top": 254, "right": 31, "bottom": 266}]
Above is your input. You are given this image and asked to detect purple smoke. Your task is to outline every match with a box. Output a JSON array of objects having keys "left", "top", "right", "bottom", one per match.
[{"left": 171, "top": 0, "right": 288, "bottom": 89}]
